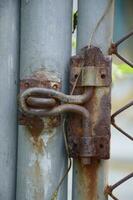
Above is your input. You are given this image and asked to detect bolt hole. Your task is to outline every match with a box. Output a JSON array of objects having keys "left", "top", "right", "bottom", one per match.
[
  {"left": 74, "top": 74, "right": 78, "bottom": 79},
  {"left": 24, "top": 82, "right": 30, "bottom": 88},
  {"left": 101, "top": 74, "right": 106, "bottom": 79},
  {"left": 52, "top": 84, "right": 58, "bottom": 90},
  {"left": 100, "top": 144, "right": 104, "bottom": 149}
]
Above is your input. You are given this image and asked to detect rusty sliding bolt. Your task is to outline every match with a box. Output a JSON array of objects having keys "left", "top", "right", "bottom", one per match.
[
  {"left": 20, "top": 91, "right": 90, "bottom": 136},
  {"left": 20, "top": 90, "right": 90, "bottom": 133},
  {"left": 111, "top": 101, "right": 133, "bottom": 140},
  {"left": 20, "top": 101, "right": 91, "bottom": 164},
  {"left": 19, "top": 87, "right": 93, "bottom": 164},
  {"left": 109, "top": 30, "right": 133, "bottom": 67}
]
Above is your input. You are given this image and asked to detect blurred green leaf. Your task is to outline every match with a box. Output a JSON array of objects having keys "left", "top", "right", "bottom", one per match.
[
  {"left": 117, "top": 63, "right": 133, "bottom": 74},
  {"left": 112, "top": 62, "right": 133, "bottom": 82}
]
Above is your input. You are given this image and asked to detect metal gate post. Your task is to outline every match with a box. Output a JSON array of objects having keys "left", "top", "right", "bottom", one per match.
[
  {"left": 16, "top": 1, "right": 72, "bottom": 200},
  {"left": 72, "top": 0, "right": 114, "bottom": 200},
  {"left": 0, "top": 1, "right": 19, "bottom": 200}
]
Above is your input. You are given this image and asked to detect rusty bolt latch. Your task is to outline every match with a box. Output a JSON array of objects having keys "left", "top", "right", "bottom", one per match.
[
  {"left": 19, "top": 83, "right": 93, "bottom": 165},
  {"left": 19, "top": 46, "right": 112, "bottom": 165}
]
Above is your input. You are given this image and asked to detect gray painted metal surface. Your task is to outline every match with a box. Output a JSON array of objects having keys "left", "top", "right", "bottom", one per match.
[
  {"left": 16, "top": 0, "right": 72, "bottom": 200},
  {"left": 77, "top": 0, "right": 114, "bottom": 55},
  {"left": 0, "top": 1, "right": 19, "bottom": 200},
  {"left": 72, "top": 0, "right": 114, "bottom": 200}
]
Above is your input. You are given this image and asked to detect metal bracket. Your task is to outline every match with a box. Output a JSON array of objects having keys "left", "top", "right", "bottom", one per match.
[
  {"left": 68, "top": 46, "right": 111, "bottom": 163},
  {"left": 19, "top": 46, "right": 112, "bottom": 165},
  {"left": 19, "top": 70, "right": 61, "bottom": 138}
]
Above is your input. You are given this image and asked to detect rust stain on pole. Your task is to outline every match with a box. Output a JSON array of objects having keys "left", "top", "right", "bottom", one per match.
[
  {"left": 27, "top": 159, "right": 45, "bottom": 200},
  {"left": 19, "top": 114, "right": 45, "bottom": 154},
  {"left": 18, "top": 69, "right": 62, "bottom": 200},
  {"left": 19, "top": 69, "right": 61, "bottom": 153},
  {"left": 34, "top": 160, "right": 44, "bottom": 200},
  {"left": 75, "top": 159, "right": 100, "bottom": 200}
]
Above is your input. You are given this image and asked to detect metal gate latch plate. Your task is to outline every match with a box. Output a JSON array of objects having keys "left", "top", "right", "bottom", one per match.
[
  {"left": 67, "top": 46, "right": 112, "bottom": 161},
  {"left": 19, "top": 70, "right": 61, "bottom": 134},
  {"left": 19, "top": 46, "right": 112, "bottom": 165}
]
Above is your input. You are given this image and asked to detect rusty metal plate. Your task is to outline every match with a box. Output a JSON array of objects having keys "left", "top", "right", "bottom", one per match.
[
  {"left": 20, "top": 69, "right": 61, "bottom": 91},
  {"left": 68, "top": 46, "right": 111, "bottom": 160},
  {"left": 19, "top": 69, "right": 61, "bottom": 134},
  {"left": 68, "top": 135, "right": 110, "bottom": 159}
]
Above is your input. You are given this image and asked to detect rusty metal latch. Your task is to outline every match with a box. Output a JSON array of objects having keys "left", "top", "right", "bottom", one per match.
[{"left": 19, "top": 46, "right": 112, "bottom": 165}]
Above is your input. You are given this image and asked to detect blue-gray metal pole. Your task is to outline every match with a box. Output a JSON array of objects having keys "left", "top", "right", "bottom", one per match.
[
  {"left": 16, "top": 1, "right": 72, "bottom": 200},
  {"left": 0, "top": 1, "right": 19, "bottom": 200},
  {"left": 72, "top": 0, "right": 114, "bottom": 200}
]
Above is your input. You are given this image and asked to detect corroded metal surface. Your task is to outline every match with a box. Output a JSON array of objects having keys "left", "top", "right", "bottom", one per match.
[
  {"left": 19, "top": 70, "right": 61, "bottom": 131},
  {"left": 73, "top": 159, "right": 100, "bottom": 200},
  {"left": 19, "top": 83, "right": 92, "bottom": 165},
  {"left": 19, "top": 70, "right": 62, "bottom": 166},
  {"left": 18, "top": 70, "right": 62, "bottom": 199},
  {"left": 68, "top": 46, "right": 111, "bottom": 161},
  {"left": 17, "top": 70, "right": 66, "bottom": 200}
]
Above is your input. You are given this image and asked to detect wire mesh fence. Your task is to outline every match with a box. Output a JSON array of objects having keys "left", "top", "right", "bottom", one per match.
[{"left": 105, "top": 30, "right": 133, "bottom": 200}]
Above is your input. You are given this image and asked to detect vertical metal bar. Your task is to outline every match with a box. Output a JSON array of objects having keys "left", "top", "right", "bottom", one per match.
[
  {"left": 16, "top": 1, "right": 72, "bottom": 200},
  {"left": 0, "top": 1, "right": 19, "bottom": 200},
  {"left": 72, "top": 0, "right": 114, "bottom": 200}
]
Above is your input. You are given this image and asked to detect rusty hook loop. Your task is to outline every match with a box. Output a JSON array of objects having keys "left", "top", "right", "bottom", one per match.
[
  {"left": 19, "top": 86, "right": 93, "bottom": 165},
  {"left": 20, "top": 87, "right": 93, "bottom": 110},
  {"left": 20, "top": 97, "right": 91, "bottom": 164},
  {"left": 19, "top": 87, "right": 91, "bottom": 135},
  {"left": 27, "top": 97, "right": 56, "bottom": 108},
  {"left": 20, "top": 98, "right": 90, "bottom": 136}
]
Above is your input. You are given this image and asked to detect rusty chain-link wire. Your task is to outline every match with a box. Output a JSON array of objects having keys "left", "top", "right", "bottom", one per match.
[{"left": 105, "top": 30, "right": 133, "bottom": 200}]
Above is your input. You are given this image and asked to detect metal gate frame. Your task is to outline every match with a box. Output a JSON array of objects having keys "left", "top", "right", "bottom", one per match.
[{"left": 0, "top": 1, "right": 132, "bottom": 200}]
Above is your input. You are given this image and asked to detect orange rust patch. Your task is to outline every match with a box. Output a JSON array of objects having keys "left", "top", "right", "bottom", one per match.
[
  {"left": 24, "top": 117, "right": 45, "bottom": 154},
  {"left": 48, "top": 116, "right": 60, "bottom": 128},
  {"left": 25, "top": 116, "right": 59, "bottom": 154},
  {"left": 27, "top": 117, "right": 44, "bottom": 139},
  {"left": 104, "top": 185, "right": 112, "bottom": 196},
  {"left": 21, "top": 114, "right": 60, "bottom": 156}
]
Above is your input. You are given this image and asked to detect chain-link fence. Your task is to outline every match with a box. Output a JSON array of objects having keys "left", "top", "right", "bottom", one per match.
[{"left": 105, "top": 31, "right": 133, "bottom": 200}]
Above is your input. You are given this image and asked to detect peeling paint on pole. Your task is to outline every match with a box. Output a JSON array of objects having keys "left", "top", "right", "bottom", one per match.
[{"left": 16, "top": 0, "right": 72, "bottom": 200}]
